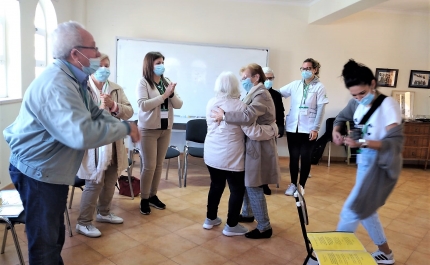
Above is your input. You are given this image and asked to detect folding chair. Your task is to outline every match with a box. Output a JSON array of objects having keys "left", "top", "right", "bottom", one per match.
[{"left": 293, "top": 190, "right": 319, "bottom": 265}]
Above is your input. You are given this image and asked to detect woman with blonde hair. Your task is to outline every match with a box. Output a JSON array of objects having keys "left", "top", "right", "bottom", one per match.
[
  {"left": 204, "top": 71, "right": 278, "bottom": 236},
  {"left": 76, "top": 53, "right": 133, "bottom": 238},
  {"left": 137, "top": 52, "right": 183, "bottom": 215},
  {"left": 212, "top": 63, "right": 280, "bottom": 239}
]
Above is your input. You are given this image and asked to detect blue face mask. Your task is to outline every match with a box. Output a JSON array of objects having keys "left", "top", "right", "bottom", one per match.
[
  {"left": 93, "top": 67, "right": 110, "bottom": 82},
  {"left": 264, "top": 80, "right": 273, "bottom": 89},
  {"left": 355, "top": 91, "right": 375, "bottom": 106},
  {"left": 154, "top": 64, "right": 165, "bottom": 76},
  {"left": 76, "top": 50, "right": 100, "bottom": 75},
  {"left": 242, "top": 78, "right": 254, "bottom": 92},
  {"left": 301, "top": 70, "right": 313, "bottom": 80}
]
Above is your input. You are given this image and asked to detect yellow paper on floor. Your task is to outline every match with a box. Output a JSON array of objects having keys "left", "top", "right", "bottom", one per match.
[{"left": 307, "top": 232, "right": 377, "bottom": 265}]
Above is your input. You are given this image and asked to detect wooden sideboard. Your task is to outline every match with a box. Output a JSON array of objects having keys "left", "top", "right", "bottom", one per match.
[{"left": 403, "top": 122, "right": 430, "bottom": 170}]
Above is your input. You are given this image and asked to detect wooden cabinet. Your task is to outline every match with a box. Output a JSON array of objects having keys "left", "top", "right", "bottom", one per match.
[{"left": 403, "top": 122, "right": 430, "bottom": 169}]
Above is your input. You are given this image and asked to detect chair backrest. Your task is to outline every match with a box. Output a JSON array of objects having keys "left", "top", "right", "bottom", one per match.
[
  {"left": 185, "top": 119, "right": 207, "bottom": 143},
  {"left": 325, "top": 117, "right": 336, "bottom": 142}
]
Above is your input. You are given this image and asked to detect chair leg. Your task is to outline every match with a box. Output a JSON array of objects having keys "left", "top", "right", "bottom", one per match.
[
  {"left": 1, "top": 224, "right": 7, "bottom": 254},
  {"left": 177, "top": 156, "right": 182, "bottom": 188},
  {"left": 68, "top": 186, "right": 75, "bottom": 209},
  {"left": 127, "top": 166, "right": 134, "bottom": 200},
  {"left": 0, "top": 217, "right": 25, "bottom": 265},
  {"left": 165, "top": 159, "right": 171, "bottom": 180},
  {"left": 64, "top": 207, "right": 72, "bottom": 237},
  {"left": 328, "top": 141, "right": 332, "bottom": 167},
  {"left": 183, "top": 152, "right": 188, "bottom": 187}
]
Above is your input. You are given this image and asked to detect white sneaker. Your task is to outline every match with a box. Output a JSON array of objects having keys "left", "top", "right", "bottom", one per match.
[
  {"left": 76, "top": 224, "right": 101, "bottom": 238},
  {"left": 96, "top": 213, "right": 124, "bottom": 224},
  {"left": 203, "top": 217, "right": 222, "bottom": 229},
  {"left": 222, "top": 223, "right": 248, "bottom": 237},
  {"left": 299, "top": 185, "right": 305, "bottom": 196},
  {"left": 285, "top": 183, "right": 297, "bottom": 196},
  {"left": 371, "top": 250, "right": 395, "bottom": 264}
]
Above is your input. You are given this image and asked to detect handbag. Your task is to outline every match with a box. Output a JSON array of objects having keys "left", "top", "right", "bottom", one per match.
[{"left": 118, "top": 175, "right": 140, "bottom": 197}]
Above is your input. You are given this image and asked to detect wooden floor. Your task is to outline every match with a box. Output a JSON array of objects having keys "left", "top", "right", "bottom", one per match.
[{"left": 1, "top": 156, "right": 429, "bottom": 265}]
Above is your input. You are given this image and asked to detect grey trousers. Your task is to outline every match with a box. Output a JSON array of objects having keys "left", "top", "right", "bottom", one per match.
[
  {"left": 242, "top": 186, "right": 271, "bottom": 231},
  {"left": 77, "top": 160, "right": 119, "bottom": 226},
  {"left": 139, "top": 129, "right": 171, "bottom": 199}
]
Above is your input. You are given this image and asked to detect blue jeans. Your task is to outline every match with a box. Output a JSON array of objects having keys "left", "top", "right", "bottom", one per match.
[
  {"left": 9, "top": 164, "right": 69, "bottom": 265},
  {"left": 336, "top": 149, "right": 387, "bottom": 246}
]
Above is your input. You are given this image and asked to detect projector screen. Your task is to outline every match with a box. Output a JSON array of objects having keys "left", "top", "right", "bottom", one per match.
[{"left": 116, "top": 38, "right": 269, "bottom": 120}]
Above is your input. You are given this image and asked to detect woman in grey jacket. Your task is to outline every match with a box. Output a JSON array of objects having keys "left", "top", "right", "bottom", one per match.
[
  {"left": 332, "top": 59, "right": 401, "bottom": 265},
  {"left": 212, "top": 64, "right": 280, "bottom": 239}
]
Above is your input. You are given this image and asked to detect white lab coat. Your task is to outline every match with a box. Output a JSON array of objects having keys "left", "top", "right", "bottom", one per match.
[{"left": 279, "top": 78, "right": 329, "bottom": 133}]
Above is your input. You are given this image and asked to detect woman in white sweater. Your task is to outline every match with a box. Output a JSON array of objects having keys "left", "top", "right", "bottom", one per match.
[{"left": 204, "top": 71, "right": 278, "bottom": 237}]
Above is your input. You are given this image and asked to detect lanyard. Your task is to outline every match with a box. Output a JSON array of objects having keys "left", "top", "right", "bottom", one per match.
[
  {"left": 64, "top": 62, "right": 89, "bottom": 111},
  {"left": 155, "top": 81, "right": 165, "bottom": 95},
  {"left": 301, "top": 82, "right": 310, "bottom": 105}
]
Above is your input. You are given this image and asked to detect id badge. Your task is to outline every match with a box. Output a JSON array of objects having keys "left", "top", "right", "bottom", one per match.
[
  {"left": 299, "top": 107, "right": 308, "bottom": 116},
  {"left": 161, "top": 110, "right": 168, "bottom": 119}
]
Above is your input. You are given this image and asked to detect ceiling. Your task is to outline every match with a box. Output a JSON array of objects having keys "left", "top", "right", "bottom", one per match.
[{"left": 234, "top": 0, "right": 430, "bottom": 15}]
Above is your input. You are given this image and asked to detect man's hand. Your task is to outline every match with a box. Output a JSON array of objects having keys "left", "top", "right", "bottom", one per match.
[
  {"left": 129, "top": 122, "right": 140, "bottom": 143},
  {"left": 210, "top": 107, "right": 225, "bottom": 124}
]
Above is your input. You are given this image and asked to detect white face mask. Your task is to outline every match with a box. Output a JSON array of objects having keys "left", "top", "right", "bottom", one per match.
[{"left": 76, "top": 50, "right": 100, "bottom": 75}]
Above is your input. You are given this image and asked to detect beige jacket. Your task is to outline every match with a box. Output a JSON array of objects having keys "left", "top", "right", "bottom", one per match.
[
  {"left": 77, "top": 81, "right": 133, "bottom": 180},
  {"left": 225, "top": 83, "right": 281, "bottom": 187},
  {"left": 204, "top": 97, "right": 278, "bottom": 172},
  {"left": 136, "top": 77, "right": 183, "bottom": 129}
]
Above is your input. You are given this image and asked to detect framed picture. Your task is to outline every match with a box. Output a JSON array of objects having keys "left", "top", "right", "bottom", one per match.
[
  {"left": 391, "top": 90, "right": 415, "bottom": 118},
  {"left": 408, "top": 70, "right": 430, "bottom": 88},
  {"left": 375, "top": 68, "right": 399, "bottom": 87}
]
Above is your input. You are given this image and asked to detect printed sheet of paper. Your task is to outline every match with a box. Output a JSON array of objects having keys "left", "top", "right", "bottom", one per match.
[
  {"left": 307, "top": 232, "right": 366, "bottom": 251},
  {"left": 0, "top": 190, "right": 24, "bottom": 217},
  {"left": 315, "top": 251, "right": 377, "bottom": 265}
]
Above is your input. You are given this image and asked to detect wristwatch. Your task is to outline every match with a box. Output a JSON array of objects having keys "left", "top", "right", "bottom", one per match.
[{"left": 358, "top": 139, "right": 368, "bottom": 148}]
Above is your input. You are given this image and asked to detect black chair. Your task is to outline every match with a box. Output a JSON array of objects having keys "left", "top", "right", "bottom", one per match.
[
  {"left": 325, "top": 117, "right": 335, "bottom": 167},
  {"left": 0, "top": 212, "right": 25, "bottom": 265},
  {"left": 292, "top": 190, "right": 319, "bottom": 265},
  {"left": 68, "top": 176, "right": 86, "bottom": 209},
  {"left": 164, "top": 146, "right": 182, "bottom": 188},
  {"left": 183, "top": 119, "right": 207, "bottom": 187}
]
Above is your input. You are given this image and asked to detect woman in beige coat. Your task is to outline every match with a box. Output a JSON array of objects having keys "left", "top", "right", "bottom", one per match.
[
  {"left": 77, "top": 53, "right": 133, "bottom": 238},
  {"left": 212, "top": 63, "right": 281, "bottom": 239},
  {"left": 137, "top": 52, "right": 183, "bottom": 215}
]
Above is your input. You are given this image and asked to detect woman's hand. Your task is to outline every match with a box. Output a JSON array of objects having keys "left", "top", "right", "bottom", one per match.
[
  {"left": 163, "top": 82, "right": 176, "bottom": 99},
  {"left": 100, "top": 94, "right": 114, "bottom": 108},
  {"left": 343, "top": 136, "right": 361, "bottom": 148},
  {"left": 211, "top": 107, "right": 225, "bottom": 124},
  {"left": 332, "top": 130, "right": 343, "bottom": 145},
  {"left": 309, "top": 130, "right": 318, "bottom": 141}
]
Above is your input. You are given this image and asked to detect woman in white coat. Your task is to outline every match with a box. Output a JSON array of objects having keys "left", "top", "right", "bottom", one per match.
[
  {"left": 77, "top": 53, "right": 133, "bottom": 238},
  {"left": 280, "top": 58, "right": 329, "bottom": 196}
]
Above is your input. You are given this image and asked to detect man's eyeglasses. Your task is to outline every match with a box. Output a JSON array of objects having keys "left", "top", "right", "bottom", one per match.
[
  {"left": 300, "top": 67, "right": 313, "bottom": 71},
  {"left": 266, "top": 77, "right": 275, "bottom": 81},
  {"left": 74, "top": 46, "right": 99, "bottom": 52}
]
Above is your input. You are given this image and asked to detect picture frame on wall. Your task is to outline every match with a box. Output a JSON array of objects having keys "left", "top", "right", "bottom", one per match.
[
  {"left": 391, "top": 90, "right": 415, "bottom": 118},
  {"left": 408, "top": 70, "right": 430, "bottom": 88},
  {"left": 375, "top": 68, "right": 399, "bottom": 87}
]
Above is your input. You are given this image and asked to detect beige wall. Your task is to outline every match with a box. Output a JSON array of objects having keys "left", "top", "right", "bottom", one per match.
[
  {"left": 0, "top": 0, "right": 75, "bottom": 189},
  {"left": 85, "top": 0, "right": 430, "bottom": 155}
]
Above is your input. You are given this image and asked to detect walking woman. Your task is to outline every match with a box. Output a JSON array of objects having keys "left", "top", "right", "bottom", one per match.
[
  {"left": 332, "top": 59, "right": 403, "bottom": 264},
  {"left": 280, "top": 58, "right": 329, "bottom": 196},
  {"left": 136, "top": 52, "right": 183, "bottom": 215}
]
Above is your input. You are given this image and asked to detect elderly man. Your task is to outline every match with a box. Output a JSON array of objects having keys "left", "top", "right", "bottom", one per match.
[
  {"left": 3, "top": 21, "right": 139, "bottom": 264},
  {"left": 261, "top": 67, "right": 285, "bottom": 195}
]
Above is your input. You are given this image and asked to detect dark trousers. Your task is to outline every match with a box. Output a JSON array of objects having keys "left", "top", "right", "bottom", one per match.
[
  {"left": 206, "top": 165, "right": 245, "bottom": 227},
  {"left": 286, "top": 132, "right": 316, "bottom": 188},
  {"left": 9, "top": 164, "right": 69, "bottom": 265}
]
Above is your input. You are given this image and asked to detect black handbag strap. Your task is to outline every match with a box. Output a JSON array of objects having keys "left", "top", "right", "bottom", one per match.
[{"left": 358, "top": 94, "right": 387, "bottom": 125}]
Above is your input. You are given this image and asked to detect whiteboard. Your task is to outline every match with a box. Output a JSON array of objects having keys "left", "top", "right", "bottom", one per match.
[{"left": 116, "top": 38, "right": 269, "bottom": 119}]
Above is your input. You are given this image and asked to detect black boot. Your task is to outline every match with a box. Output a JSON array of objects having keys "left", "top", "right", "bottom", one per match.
[
  {"left": 262, "top": 184, "right": 271, "bottom": 195},
  {"left": 140, "top": 199, "right": 151, "bottom": 215}
]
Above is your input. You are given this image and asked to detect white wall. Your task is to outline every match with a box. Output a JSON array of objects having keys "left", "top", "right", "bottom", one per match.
[
  {"left": 85, "top": 0, "right": 430, "bottom": 156},
  {"left": 0, "top": 0, "right": 75, "bottom": 189}
]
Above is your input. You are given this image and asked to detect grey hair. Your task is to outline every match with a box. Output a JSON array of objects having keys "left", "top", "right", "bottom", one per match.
[
  {"left": 51, "top": 21, "right": 85, "bottom": 60},
  {"left": 214, "top": 71, "right": 241, "bottom": 99},
  {"left": 262, "top": 66, "right": 274, "bottom": 75}
]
